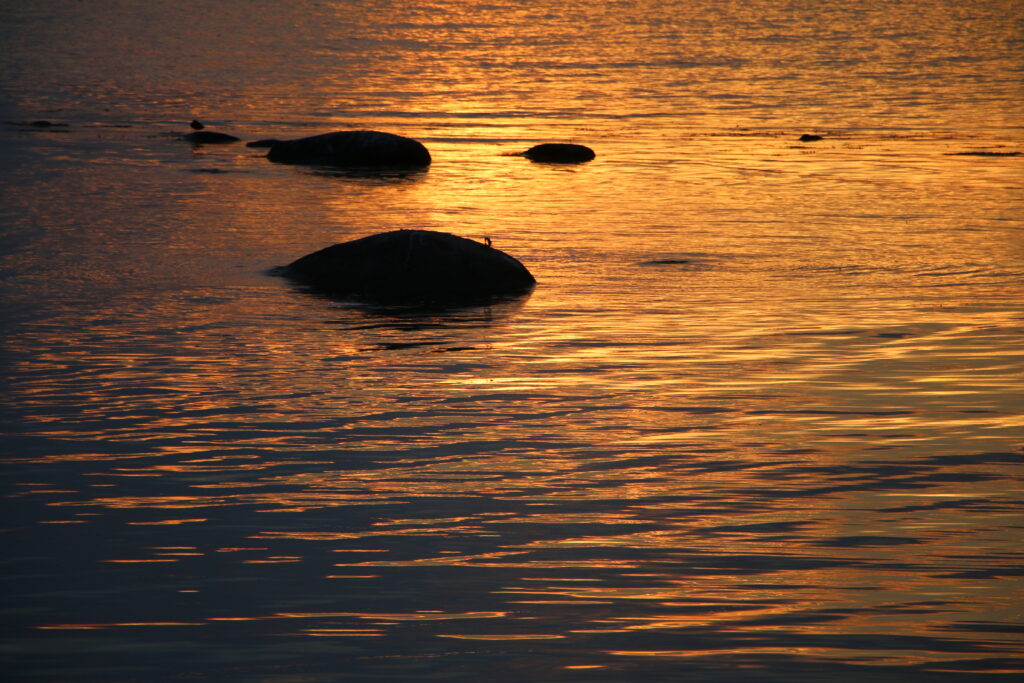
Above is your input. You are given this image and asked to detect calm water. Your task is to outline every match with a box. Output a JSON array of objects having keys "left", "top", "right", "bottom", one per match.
[{"left": 2, "top": 1, "right": 1023, "bottom": 681}]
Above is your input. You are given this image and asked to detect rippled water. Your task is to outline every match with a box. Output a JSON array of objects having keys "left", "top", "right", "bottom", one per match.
[{"left": 2, "top": 1, "right": 1023, "bottom": 681}]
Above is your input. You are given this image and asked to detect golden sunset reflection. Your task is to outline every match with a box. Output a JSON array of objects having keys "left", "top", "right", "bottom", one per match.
[
  {"left": 274, "top": 611, "right": 507, "bottom": 622},
  {"left": 439, "top": 633, "right": 566, "bottom": 641},
  {"left": 127, "top": 518, "right": 207, "bottom": 525},
  {"left": 605, "top": 648, "right": 999, "bottom": 668},
  {"left": 37, "top": 622, "right": 204, "bottom": 630},
  {"left": 301, "top": 629, "right": 385, "bottom": 637}
]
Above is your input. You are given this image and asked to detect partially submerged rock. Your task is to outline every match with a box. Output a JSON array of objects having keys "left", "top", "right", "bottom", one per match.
[
  {"left": 798, "top": 134, "right": 823, "bottom": 142},
  {"left": 184, "top": 130, "right": 240, "bottom": 143},
  {"left": 948, "top": 150, "right": 1020, "bottom": 157},
  {"left": 279, "top": 230, "right": 535, "bottom": 303},
  {"left": 640, "top": 258, "right": 693, "bottom": 266},
  {"left": 522, "top": 143, "right": 595, "bottom": 163},
  {"left": 266, "top": 130, "right": 431, "bottom": 168},
  {"left": 4, "top": 120, "right": 69, "bottom": 130}
]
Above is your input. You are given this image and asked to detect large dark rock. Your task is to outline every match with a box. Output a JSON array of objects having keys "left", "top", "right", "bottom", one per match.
[
  {"left": 522, "top": 143, "right": 595, "bottom": 163},
  {"left": 266, "top": 130, "right": 431, "bottom": 168},
  {"left": 280, "top": 230, "right": 535, "bottom": 302}
]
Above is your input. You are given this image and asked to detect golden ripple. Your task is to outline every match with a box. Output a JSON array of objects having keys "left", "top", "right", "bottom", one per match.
[
  {"left": 439, "top": 633, "right": 566, "bottom": 641},
  {"left": 37, "top": 621, "right": 203, "bottom": 630},
  {"left": 127, "top": 518, "right": 207, "bottom": 525},
  {"left": 606, "top": 647, "right": 1001, "bottom": 668},
  {"left": 274, "top": 611, "right": 507, "bottom": 622},
  {"left": 103, "top": 558, "right": 179, "bottom": 564}
]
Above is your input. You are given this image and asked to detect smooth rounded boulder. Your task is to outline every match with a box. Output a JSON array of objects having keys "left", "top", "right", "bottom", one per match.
[
  {"left": 279, "top": 230, "right": 535, "bottom": 302},
  {"left": 266, "top": 130, "right": 431, "bottom": 168},
  {"left": 522, "top": 143, "right": 595, "bottom": 163}
]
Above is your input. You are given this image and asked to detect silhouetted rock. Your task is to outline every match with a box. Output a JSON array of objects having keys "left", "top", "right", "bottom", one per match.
[
  {"left": 266, "top": 130, "right": 431, "bottom": 168},
  {"left": 279, "top": 230, "right": 535, "bottom": 303},
  {"left": 799, "top": 134, "right": 823, "bottom": 142},
  {"left": 522, "top": 143, "right": 595, "bottom": 163},
  {"left": 246, "top": 139, "right": 280, "bottom": 148},
  {"left": 640, "top": 259, "right": 693, "bottom": 266},
  {"left": 183, "top": 131, "right": 240, "bottom": 143},
  {"left": 190, "top": 119, "right": 205, "bottom": 130},
  {"left": 4, "top": 120, "right": 68, "bottom": 129},
  {"left": 948, "top": 150, "right": 1020, "bottom": 157}
]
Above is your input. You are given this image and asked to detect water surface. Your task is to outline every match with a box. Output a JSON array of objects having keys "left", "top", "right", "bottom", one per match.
[{"left": 2, "top": 1, "right": 1023, "bottom": 681}]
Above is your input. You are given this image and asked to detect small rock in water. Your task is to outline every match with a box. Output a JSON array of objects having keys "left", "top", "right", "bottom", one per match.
[
  {"left": 4, "top": 120, "right": 69, "bottom": 128},
  {"left": 522, "top": 143, "right": 596, "bottom": 163},
  {"left": 183, "top": 130, "right": 240, "bottom": 144},
  {"left": 266, "top": 130, "right": 432, "bottom": 168},
  {"left": 640, "top": 259, "right": 693, "bottom": 266},
  {"left": 799, "top": 134, "right": 823, "bottom": 142},
  {"left": 948, "top": 150, "right": 1019, "bottom": 157}
]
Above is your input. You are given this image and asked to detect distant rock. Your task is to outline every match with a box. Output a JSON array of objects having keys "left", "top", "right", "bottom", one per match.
[
  {"left": 266, "top": 130, "right": 431, "bottom": 168},
  {"left": 4, "top": 120, "right": 69, "bottom": 129},
  {"left": 640, "top": 259, "right": 693, "bottom": 266},
  {"left": 190, "top": 119, "right": 205, "bottom": 130},
  {"left": 277, "top": 229, "right": 535, "bottom": 303},
  {"left": 246, "top": 139, "right": 280, "bottom": 148},
  {"left": 521, "top": 143, "right": 596, "bottom": 163},
  {"left": 799, "top": 134, "right": 823, "bottom": 142},
  {"left": 183, "top": 130, "right": 240, "bottom": 144},
  {"left": 948, "top": 150, "right": 1019, "bottom": 157}
]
